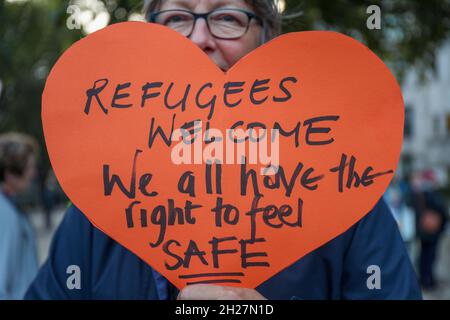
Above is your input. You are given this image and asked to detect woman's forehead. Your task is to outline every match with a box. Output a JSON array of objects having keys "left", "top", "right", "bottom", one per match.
[{"left": 160, "top": 0, "right": 253, "bottom": 11}]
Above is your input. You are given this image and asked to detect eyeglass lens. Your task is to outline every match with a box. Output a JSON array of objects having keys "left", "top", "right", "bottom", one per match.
[{"left": 154, "top": 9, "right": 251, "bottom": 39}]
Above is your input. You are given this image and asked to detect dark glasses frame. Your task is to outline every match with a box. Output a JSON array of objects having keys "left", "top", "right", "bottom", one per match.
[{"left": 147, "top": 8, "right": 263, "bottom": 40}]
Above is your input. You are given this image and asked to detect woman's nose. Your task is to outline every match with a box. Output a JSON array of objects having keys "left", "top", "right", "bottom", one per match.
[{"left": 189, "top": 18, "right": 216, "bottom": 51}]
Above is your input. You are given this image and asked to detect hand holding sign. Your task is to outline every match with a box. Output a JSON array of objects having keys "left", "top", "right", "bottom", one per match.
[{"left": 42, "top": 22, "right": 403, "bottom": 289}]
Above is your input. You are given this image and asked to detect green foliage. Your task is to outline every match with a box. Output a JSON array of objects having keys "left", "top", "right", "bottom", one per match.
[
  {"left": 283, "top": 0, "right": 450, "bottom": 81},
  {"left": 0, "top": 0, "right": 84, "bottom": 169}
]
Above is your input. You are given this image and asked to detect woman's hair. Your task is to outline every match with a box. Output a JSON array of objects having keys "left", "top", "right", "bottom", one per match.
[
  {"left": 143, "top": 0, "right": 283, "bottom": 42},
  {"left": 0, "top": 132, "right": 38, "bottom": 182}
]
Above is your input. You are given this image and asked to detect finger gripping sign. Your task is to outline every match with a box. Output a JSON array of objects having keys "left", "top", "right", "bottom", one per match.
[{"left": 42, "top": 22, "right": 404, "bottom": 289}]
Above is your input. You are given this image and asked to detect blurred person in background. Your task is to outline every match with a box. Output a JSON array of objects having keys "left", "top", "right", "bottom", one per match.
[
  {"left": 0, "top": 132, "right": 39, "bottom": 299},
  {"left": 384, "top": 177, "right": 416, "bottom": 256},
  {"left": 411, "top": 170, "right": 448, "bottom": 290}
]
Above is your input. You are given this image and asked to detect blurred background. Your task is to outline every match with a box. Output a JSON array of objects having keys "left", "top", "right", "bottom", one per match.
[{"left": 1, "top": 0, "right": 449, "bottom": 299}]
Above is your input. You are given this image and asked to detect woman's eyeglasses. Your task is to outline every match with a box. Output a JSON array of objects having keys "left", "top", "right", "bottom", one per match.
[{"left": 148, "top": 8, "right": 262, "bottom": 40}]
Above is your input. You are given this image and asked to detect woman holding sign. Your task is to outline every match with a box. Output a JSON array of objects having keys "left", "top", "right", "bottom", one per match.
[{"left": 25, "top": 0, "right": 421, "bottom": 300}]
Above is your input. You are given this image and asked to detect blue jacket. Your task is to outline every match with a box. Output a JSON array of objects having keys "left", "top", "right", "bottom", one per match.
[{"left": 25, "top": 199, "right": 422, "bottom": 299}]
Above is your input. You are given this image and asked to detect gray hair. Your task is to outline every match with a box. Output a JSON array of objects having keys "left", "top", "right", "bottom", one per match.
[{"left": 143, "top": 0, "right": 283, "bottom": 43}]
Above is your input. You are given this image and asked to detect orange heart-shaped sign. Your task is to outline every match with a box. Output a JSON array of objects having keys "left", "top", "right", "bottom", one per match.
[{"left": 42, "top": 22, "right": 403, "bottom": 289}]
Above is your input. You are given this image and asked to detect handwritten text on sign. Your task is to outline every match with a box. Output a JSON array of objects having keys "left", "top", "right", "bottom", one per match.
[{"left": 42, "top": 22, "right": 403, "bottom": 288}]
